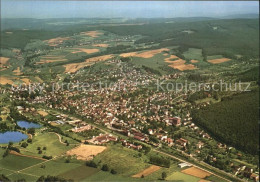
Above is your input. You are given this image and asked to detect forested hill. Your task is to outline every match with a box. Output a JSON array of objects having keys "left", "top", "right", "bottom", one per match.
[{"left": 192, "top": 89, "right": 259, "bottom": 155}]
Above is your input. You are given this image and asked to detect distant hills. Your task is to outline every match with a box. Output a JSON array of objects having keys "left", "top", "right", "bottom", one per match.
[
  {"left": 1, "top": 14, "right": 258, "bottom": 31},
  {"left": 220, "top": 13, "right": 259, "bottom": 19}
]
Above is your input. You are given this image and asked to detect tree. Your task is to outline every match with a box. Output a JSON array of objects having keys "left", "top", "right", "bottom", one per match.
[
  {"left": 86, "top": 160, "right": 97, "bottom": 168},
  {"left": 8, "top": 142, "right": 13, "bottom": 147},
  {"left": 21, "top": 142, "right": 28, "bottom": 148},
  {"left": 101, "top": 164, "right": 109, "bottom": 171},
  {"left": 110, "top": 169, "right": 117, "bottom": 174},
  {"left": 162, "top": 172, "right": 167, "bottom": 180},
  {"left": 3, "top": 149, "right": 9, "bottom": 158},
  {"left": 27, "top": 128, "right": 35, "bottom": 135},
  {"left": 36, "top": 175, "right": 71, "bottom": 182}
]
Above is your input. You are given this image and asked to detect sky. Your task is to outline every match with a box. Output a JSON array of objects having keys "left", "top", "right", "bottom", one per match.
[{"left": 1, "top": 1, "right": 259, "bottom": 19}]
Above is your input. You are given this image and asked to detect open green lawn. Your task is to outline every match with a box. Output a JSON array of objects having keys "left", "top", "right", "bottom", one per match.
[
  {"left": 0, "top": 168, "right": 14, "bottom": 176},
  {"left": 0, "top": 154, "right": 43, "bottom": 171},
  {"left": 8, "top": 172, "right": 38, "bottom": 182},
  {"left": 20, "top": 132, "right": 77, "bottom": 157},
  {"left": 183, "top": 48, "right": 203, "bottom": 61},
  {"left": 207, "top": 55, "right": 223, "bottom": 60},
  {"left": 144, "top": 163, "right": 180, "bottom": 181},
  {"left": 58, "top": 165, "right": 99, "bottom": 181},
  {"left": 83, "top": 171, "right": 144, "bottom": 182},
  {"left": 204, "top": 175, "right": 227, "bottom": 182},
  {"left": 22, "top": 157, "right": 82, "bottom": 177},
  {"left": 166, "top": 171, "right": 200, "bottom": 182},
  {"left": 93, "top": 145, "right": 150, "bottom": 176}
]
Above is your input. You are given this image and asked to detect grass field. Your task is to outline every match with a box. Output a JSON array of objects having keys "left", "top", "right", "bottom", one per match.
[
  {"left": 166, "top": 171, "right": 200, "bottom": 182},
  {"left": 143, "top": 162, "right": 180, "bottom": 181},
  {"left": 204, "top": 175, "right": 227, "bottom": 182},
  {"left": 83, "top": 171, "right": 144, "bottom": 181},
  {"left": 183, "top": 48, "right": 203, "bottom": 61},
  {"left": 22, "top": 157, "right": 82, "bottom": 177},
  {"left": 92, "top": 145, "right": 150, "bottom": 176},
  {"left": 58, "top": 165, "right": 99, "bottom": 181},
  {"left": 0, "top": 154, "right": 43, "bottom": 171},
  {"left": 20, "top": 132, "right": 77, "bottom": 157},
  {"left": 7, "top": 172, "right": 38, "bottom": 182}
]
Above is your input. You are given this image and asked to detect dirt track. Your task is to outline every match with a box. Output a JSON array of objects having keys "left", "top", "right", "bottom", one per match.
[{"left": 9, "top": 150, "right": 47, "bottom": 161}]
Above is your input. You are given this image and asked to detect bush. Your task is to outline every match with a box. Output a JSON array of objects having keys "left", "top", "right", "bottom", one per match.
[
  {"left": 36, "top": 175, "right": 72, "bottom": 182},
  {"left": 101, "top": 164, "right": 109, "bottom": 171},
  {"left": 86, "top": 160, "right": 97, "bottom": 168},
  {"left": 21, "top": 142, "right": 28, "bottom": 148},
  {"left": 0, "top": 174, "right": 10, "bottom": 182},
  {"left": 110, "top": 169, "right": 117, "bottom": 174},
  {"left": 8, "top": 146, "right": 20, "bottom": 153},
  {"left": 162, "top": 172, "right": 167, "bottom": 180},
  {"left": 42, "top": 155, "right": 53, "bottom": 160},
  {"left": 2, "top": 150, "right": 9, "bottom": 158}
]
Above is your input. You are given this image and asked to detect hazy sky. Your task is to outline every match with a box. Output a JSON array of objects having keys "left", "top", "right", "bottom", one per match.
[{"left": 1, "top": 1, "right": 259, "bottom": 19}]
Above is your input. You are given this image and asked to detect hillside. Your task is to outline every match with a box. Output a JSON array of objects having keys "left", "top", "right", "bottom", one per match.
[{"left": 192, "top": 89, "right": 259, "bottom": 154}]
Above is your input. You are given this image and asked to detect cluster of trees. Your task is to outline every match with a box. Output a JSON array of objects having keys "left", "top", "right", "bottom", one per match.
[
  {"left": 37, "top": 175, "right": 72, "bottom": 182},
  {"left": 9, "top": 106, "right": 27, "bottom": 121},
  {"left": 0, "top": 174, "right": 10, "bottom": 182},
  {"left": 79, "top": 129, "right": 101, "bottom": 139},
  {"left": 192, "top": 90, "right": 259, "bottom": 154},
  {"left": 42, "top": 155, "right": 53, "bottom": 160},
  {"left": 86, "top": 161, "right": 117, "bottom": 175},
  {"left": 149, "top": 156, "right": 170, "bottom": 168},
  {"left": 2, "top": 142, "right": 20, "bottom": 158},
  {"left": 142, "top": 65, "right": 161, "bottom": 75},
  {"left": 0, "top": 123, "right": 11, "bottom": 132}
]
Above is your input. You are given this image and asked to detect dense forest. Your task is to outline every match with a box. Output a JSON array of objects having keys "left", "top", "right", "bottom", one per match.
[
  {"left": 192, "top": 89, "right": 259, "bottom": 154},
  {"left": 102, "top": 19, "right": 259, "bottom": 57}
]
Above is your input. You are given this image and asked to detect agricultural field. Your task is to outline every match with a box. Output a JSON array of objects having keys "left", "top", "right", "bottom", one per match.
[
  {"left": 58, "top": 165, "right": 99, "bottom": 181},
  {"left": 66, "top": 144, "right": 106, "bottom": 160},
  {"left": 166, "top": 171, "right": 200, "bottom": 182}
]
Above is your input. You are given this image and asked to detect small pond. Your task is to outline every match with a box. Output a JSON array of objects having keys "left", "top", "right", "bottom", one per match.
[
  {"left": 17, "top": 121, "right": 41, "bottom": 129},
  {"left": 0, "top": 131, "right": 28, "bottom": 144}
]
